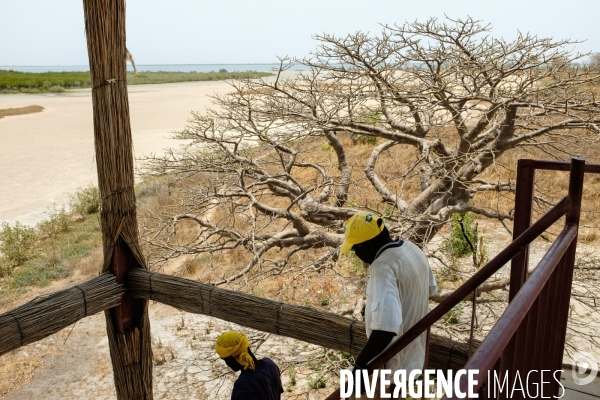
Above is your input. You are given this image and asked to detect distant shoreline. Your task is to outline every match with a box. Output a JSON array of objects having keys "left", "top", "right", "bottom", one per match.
[
  {"left": 0, "top": 69, "right": 274, "bottom": 94},
  {"left": 0, "top": 63, "right": 310, "bottom": 73}
]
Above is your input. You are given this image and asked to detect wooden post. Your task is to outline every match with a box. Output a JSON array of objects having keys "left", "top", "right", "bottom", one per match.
[{"left": 82, "top": 0, "right": 153, "bottom": 398}]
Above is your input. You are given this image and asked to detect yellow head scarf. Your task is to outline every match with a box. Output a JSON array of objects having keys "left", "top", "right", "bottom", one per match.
[{"left": 215, "top": 331, "right": 255, "bottom": 371}]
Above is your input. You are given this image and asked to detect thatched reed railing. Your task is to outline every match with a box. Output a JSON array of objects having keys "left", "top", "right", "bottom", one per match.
[
  {"left": 0, "top": 272, "right": 122, "bottom": 356},
  {"left": 127, "top": 269, "right": 475, "bottom": 371}
]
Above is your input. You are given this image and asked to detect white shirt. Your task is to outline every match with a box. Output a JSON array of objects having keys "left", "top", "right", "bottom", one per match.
[{"left": 364, "top": 240, "right": 438, "bottom": 372}]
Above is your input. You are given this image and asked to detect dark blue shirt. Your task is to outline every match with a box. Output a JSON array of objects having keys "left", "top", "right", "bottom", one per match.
[{"left": 231, "top": 358, "right": 283, "bottom": 400}]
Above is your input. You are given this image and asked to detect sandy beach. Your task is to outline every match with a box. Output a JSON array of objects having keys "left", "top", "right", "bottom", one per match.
[{"left": 0, "top": 79, "right": 246, "bottom": 226}]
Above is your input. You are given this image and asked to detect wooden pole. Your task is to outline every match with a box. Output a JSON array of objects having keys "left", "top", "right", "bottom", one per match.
[{"left": 82, "top": 0, "right": 153, "bottom": 398}]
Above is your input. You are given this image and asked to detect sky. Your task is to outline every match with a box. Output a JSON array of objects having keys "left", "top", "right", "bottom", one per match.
[{"left": 0, "top": 0, "right": 599, "bottom": 66}]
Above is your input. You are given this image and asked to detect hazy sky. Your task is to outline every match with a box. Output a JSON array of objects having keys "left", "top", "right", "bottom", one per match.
[{"left": 1, "top": 0, "right": 598, "bottom": 66}]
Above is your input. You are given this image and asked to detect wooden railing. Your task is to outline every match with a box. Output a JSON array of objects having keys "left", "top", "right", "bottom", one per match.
[{"left": 325, "top": 158, "right": 596, "bottom": 400}]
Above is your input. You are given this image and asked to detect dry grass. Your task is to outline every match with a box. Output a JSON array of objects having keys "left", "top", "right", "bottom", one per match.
[
  {"left": 139, "top": 136, "right": 412, "bottom": 309},
  {"left": 139, "top": 128, "right": 600, "bottom": 317},
  {"left": 475, "top": 144, "right": 600, "bottom": 230},
  {"left": 579, "top": 230, "right": 598, "bottom": 243},
  {"left": 0, "top": 352, "right": 44, "bottom": 399},
  {"left": 0, "top": 105, "right": 44, "bottom": 119},
  {"left": 151, "top": 338, "right": 176, "bottom": 366},
  {"left": 70, "top": 246, "right": 104, "bottom": 277}
]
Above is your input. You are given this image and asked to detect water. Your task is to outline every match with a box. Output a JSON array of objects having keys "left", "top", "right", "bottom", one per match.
[{"left": 0, "top": 64, "right": 310, "bottom": 73}]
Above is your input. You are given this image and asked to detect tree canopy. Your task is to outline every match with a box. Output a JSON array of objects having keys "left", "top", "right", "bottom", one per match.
[{"left": 142, "top": 17, "right": 600, "bottom": 284}]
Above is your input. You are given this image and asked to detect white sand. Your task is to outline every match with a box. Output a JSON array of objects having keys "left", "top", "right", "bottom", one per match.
[{"left": 0, "top": 79, "right": 240, "bottom": 226}]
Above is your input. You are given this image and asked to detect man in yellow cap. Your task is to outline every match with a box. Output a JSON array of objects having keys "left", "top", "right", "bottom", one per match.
[
  {"left": 215, "top": 330, "right": 283, "bottom": 399},
  {"left": 341, "top": 212, "right": 437, "bottom": 397}
]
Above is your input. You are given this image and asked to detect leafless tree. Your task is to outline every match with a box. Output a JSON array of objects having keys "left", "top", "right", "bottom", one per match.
[
  {"left": 140, "top": 17, "right": 600, "bottom": 287},
  {"left": 589, "top": 52, "right": 600, "bottom": 70}
]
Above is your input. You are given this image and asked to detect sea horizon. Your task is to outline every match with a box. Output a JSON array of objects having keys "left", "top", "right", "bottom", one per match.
[{"left": 0, "top": 63, "right": 310, "bottom": 73}]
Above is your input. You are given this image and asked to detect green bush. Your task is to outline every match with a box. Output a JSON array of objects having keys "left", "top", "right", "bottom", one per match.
[
  {"left": 309, "top": 376, "right": 327, "bottom": 389},
  {"left": 0, "top": 222, "right": 37, "bottom": 273},
  {"left": 0, "top": 205, "right": 102, "bottom": 294},
  {"left": 441, "top": 212, "right": 477, "bottom": 259},
  {"left": 49, "top": 85, "right": 65, "bottom": 93},
  {"left": 361, "top": 111, "right": 382, "bottom": 125},
  {"left": 320, "top": 142, "right": 333, "bottom": 151},
  {"left": 301, "top": 299, "right": 313, "bottom": 308},
  {"left": 6, "top": 258, "right": 68, "bottom": 288},
  {"left": 0, "top": 70, "right": 92, "bottom": 91},
  {"left": 69, "top": 185, "right": 100, "bottom": 215},
  {"left": 135, "top": 178, "right": 168, "bottom": 200},
  {"left": 38, "top": 207, "right": 70, "bottom": 236},
  {"left": 443, "top": 302, "right": 464, "bottom": 324},
  {"left": 126, "top": 70, "right": 271, "bottom": 85},
  {"left": 63, "top": 242, "right": 92, "bottom": 260},
  {"left": 0, "top": 69, "right": 272, "bottom": 93},
  {"left": 349, "top": 253, "right": 366, "bottom": 276},
  {"left": 288, "top": 368, "right": 297, "bottom": 386},
  {"left": 351, "top": 134, "right": 378, "bottom": 146}
]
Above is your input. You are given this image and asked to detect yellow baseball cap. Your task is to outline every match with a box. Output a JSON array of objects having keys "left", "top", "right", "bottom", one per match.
[{"left": 340, "top": 212, "right": 384, "bottom": 254}]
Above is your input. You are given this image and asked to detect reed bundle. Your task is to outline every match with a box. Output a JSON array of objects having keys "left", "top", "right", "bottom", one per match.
[
  {"left": 105, "top": 308, "right": 153, "bottom": 398},
  {"left": 83, "top": 0, "right": 142, "bottom": 272},
  {"left": 127, "top": 269, "right": 478, "bottom": 370},
  {"left": 82, "top": 0, "right": 152, "bottom": 398},
  {"left": 0, "top": 272, "right": 122, "bottom": 356}
]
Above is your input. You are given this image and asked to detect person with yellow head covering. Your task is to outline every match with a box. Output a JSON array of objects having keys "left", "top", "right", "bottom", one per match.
[
  {"left": 216, "top": 331, "right": 283, "bottom": 399},
  {"left": 340, "top": 212, "right": 438, "bottom": 398}
]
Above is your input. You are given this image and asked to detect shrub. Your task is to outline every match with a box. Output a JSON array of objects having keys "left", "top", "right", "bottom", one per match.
[
  {"left": 49, "top": 85, "right": 65, "bottom": 93},
  {"left": 135, "top": 178, "right": 168, "bottom": 200},
  {"left": 0, "top": 69, "right": 271, "bottom": 92},
  {"left": 38, "top": 207, "right": 70, "bottom": 237},
  {"left": 6, "top": 258, "right": 68, "bottom": 288},
  {"left": 309, "top": 376, "right": 326, "bottom": 389},
  {"left": 0, "top": 222, "right": 37, "bottom": 273},
  {"left": 349, "top": 253, "right": 366, "bottom": 276},
  {"left": 441, "top": 212, "right": 477, "bottom": 259},
  {"left": 288, "top": 368, "right": 297, "bottom": 386},
  {"left": 69, "top": 185, "right": 100, "bottom": 215},
  {"left": 351, "top": 134, "right": 378, "bottom": 146},
  {"left": 62, "top": 242, "right": 92, "bottom": 259},
  {"left": 320, "top": 142, "right": 333, "bottom": 151},
  {"left": 443, "top": 302, "right": 464, "bottom": 324},
  {"left": 301, "top": 299, "right": 312, "bottom": 308}
]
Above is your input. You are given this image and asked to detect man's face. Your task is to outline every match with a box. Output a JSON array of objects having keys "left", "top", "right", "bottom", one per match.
[
  {"left": 222, "top": 356, "right": 243, "bottom": 372},
  {"left": 352, "top": 241, "right": 376, "bottom": 265}
]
